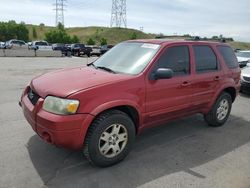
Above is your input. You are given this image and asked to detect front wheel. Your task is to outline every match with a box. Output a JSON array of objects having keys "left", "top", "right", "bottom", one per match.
[
  {"left": 83, "top": 110, "right": 135, "bottom": 167},
  {"left": 204, "top": 92, "right": 232, "bottom": 127}
]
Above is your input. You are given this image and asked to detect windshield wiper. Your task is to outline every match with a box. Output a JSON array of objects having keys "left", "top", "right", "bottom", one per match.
[
  {"left": 96, "top": 66, "right": 117, "bottom": 74},
  {"left": 87, "top": 62, "right": 97, "bottom": 69}
]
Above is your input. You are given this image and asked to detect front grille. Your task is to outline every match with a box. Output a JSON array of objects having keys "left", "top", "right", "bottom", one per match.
[
  {"left": 243, "top": 76, "right": 250, "bottom": 82},
  {"left": 27, "top": 87, "right": 40, "bottom": 105}
]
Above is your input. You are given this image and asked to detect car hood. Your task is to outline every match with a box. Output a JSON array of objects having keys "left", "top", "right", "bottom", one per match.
[
  {"left": 237, "top": 56, "right": 250, "bottom": 62},
  {"left": 31, "top": 66, "right": 131, "bottom": 98}
]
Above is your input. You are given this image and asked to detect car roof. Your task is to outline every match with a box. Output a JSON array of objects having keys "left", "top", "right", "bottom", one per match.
[{"left": 127, "top": 39, "right": 229, "bottom": 47}]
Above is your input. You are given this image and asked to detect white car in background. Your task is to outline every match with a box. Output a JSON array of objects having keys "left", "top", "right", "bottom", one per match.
[
  {"left": 240, "top": 64, "right": 250, "bottom": 93},
  {"left": 29, "top": 41, "right": 53, "bottom": 51},
  {"left": 0, "top": 42, "right": 5, "bottom": 49},
  {"left": 236, "top": 50, "right": 250, "bottom": 68}
]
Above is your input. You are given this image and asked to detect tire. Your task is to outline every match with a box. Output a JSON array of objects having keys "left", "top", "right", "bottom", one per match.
[
  {"left": 83, "top": 110, "right": 136, "bottom": 167},
  {"left": 204, "top": 92, "right": 232, "bottom": 127}
]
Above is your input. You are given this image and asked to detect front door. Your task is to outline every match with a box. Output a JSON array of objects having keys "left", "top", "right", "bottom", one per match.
[{"left": 144, "top": 45, "right": 193, "bottom": 127}]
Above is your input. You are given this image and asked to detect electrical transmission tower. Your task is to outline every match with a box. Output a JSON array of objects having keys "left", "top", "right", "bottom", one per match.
[
  {"left": 54, "top": 0, "right": 66, "bottom": 26},
  {"left": 110, "top": 0, "right": 127, "bottom": 28}
]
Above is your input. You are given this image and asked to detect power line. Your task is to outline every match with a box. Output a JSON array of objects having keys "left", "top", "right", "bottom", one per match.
[
  {"left": 110, "top": 0, "right": 127, "bottom": 28},
  {"left": 54, "top": 0, "right": 66, "bottom": 26}
]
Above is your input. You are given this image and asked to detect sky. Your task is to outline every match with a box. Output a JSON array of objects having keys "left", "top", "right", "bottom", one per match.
[{"left": 0, "top": 0, "right": 250, "bottom": 42}]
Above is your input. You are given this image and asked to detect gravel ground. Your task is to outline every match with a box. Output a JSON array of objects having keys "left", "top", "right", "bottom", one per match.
[{"left": 0, "top": 57, "right": 249, "bottom": 188}]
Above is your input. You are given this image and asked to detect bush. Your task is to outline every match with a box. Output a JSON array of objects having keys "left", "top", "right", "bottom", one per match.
[
  {"left": 130, "top": 32, "right": 137, "bottom": 40},
  {"left": 71, "top": 35, "right": 80, "bottom": 43},
  {"left": 87, "top": 38, "right": 96, "bottom": 45},
  {"left": 100, "top": 38, "right": 107, "bottom": 46}
]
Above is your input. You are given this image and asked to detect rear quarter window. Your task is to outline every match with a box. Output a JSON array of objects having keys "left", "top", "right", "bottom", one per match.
[{"left": 217, "top": 46, "right": 238, "bottom": 69}]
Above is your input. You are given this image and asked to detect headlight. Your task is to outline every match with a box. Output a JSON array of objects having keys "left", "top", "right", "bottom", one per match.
[{"left": 43, "top": 96, "right": 79, "bottom": 115}]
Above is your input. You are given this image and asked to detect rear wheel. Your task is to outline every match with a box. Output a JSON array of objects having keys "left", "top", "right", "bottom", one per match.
[
  {"left": 204, "top": 92, "right": 232, "bottom": 127},
  {"left": 83, "top": 110, "right": 135, "bottom": 167}
]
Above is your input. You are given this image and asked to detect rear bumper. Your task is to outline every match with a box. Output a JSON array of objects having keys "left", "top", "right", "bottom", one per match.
[{"left": 20, "top": 93, "right": 94, "bottom": 150}]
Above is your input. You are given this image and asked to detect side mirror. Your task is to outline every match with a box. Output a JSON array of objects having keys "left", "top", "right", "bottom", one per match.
[{"left": 153, "top": 68, "right": 173, "bottom": 80}]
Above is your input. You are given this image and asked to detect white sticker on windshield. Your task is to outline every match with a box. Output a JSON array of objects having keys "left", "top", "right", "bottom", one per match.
[{"left": 141, "top": 43, "right": 159, "bottom": 50}]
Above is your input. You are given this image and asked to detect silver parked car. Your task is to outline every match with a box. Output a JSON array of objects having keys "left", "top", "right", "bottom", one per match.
[
  {"left": 0, "top": 42, "right": 5, "bottom": 49},
  {"left": 236, "top": 50, "right": 250, "bottom": 68},
  {"left": 240, "top": 65, "right": 250, "bottom": 93},
  {"left": 4, "top": 39, "right": 28, "bottom": 49}
]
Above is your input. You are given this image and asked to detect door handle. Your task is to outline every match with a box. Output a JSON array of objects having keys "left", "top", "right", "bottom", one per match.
[
  {"left": 181, "top": 81, "right": 191, "bottom": 87},
  {"left": 214, "top": 76, "right": 220, "bottom": 81}
]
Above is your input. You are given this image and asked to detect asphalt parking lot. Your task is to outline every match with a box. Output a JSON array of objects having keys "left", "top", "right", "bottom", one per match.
[{"left": 0, "top": 57, "right": 249, "bottom": 188}]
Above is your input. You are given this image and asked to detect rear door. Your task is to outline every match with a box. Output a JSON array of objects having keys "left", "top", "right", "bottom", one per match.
[
  {"left": 189, "top": 45, "right": 223, "bottom": 109},
  {"left": 145, "top": 45, "right": 193, "bottom": 126}
]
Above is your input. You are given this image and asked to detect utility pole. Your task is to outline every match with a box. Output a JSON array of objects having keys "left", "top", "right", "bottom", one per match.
[
  {"left": 110, "top": 0, "right": 127, "bottom": 28},
  {"left": 54, "top": 0, "right": 66, "bottom": 26}
]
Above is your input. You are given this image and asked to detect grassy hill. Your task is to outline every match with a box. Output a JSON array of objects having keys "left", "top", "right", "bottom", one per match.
[
  {"left": 26, "top": 24, "right": 155, "bottom": 45},
  {"left": 26, "top": 24, "right": 250, "bottom": 49}
]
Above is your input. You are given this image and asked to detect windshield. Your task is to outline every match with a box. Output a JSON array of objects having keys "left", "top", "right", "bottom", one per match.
[
  {"left": 93, "top": 42, "right": 160, "bottom": 75},
  {"left": 236, "top": 52, "right": 250, "bottom": 58},
  {"left": 35, "top": 42, "right": 48, "bottom": 46}
]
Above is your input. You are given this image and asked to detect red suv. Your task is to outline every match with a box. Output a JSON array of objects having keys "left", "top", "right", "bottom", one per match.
[{"left": 20, "top": 40, "right": 240, "bottom": 167}]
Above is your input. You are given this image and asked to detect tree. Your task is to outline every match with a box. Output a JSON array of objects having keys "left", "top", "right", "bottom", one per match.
[
  {"left": 71, "top": 35, "right": 80, "bottom": 43},
  {"left": 0, "top": 21, "right": 29, "bottom": 41},
  {"left": 87, "top": 38, "right": 96, "bottom": 45},
  {"left": 100, "top": 38, "right": 107, "bottom": 45},
  {"left": 32, "top": 27, "right": 37, "bottom": 39},
  {"left": 57, "top": 22, "right": 64, "bottom": 31},
  {"left": 16, "top": 22, "right": 29, "bottom": 41},
  {"left": 130, "top": 32, "right": 137, "bottom": 40},
  {"left": 45, "top": 27, "right": 80, "bottom": 44}
]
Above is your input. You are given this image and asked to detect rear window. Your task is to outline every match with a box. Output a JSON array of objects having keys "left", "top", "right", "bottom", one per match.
[
  {"left": 217, "top": 46, "right": 238, "bottom": 68},
  {"left": 193, "top": 46, "right": 218, "bottom": 73}
]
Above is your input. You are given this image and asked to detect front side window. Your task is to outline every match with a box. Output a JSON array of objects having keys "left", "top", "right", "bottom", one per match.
[
  {"left": 157, "top": 46, "right": 190, "bottom": 76},
  {"left": 193, "top": 45, "right": 218, "bottom": 73},
  {"left": 93, "top": 42, "right": 160, "bottom": 75}
]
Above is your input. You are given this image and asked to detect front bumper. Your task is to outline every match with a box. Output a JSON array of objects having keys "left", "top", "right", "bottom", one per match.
[{"left": 20, "top": 91, "right": 94, "bottom": 150}]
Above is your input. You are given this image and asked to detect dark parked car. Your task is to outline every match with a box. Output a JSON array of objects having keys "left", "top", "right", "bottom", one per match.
[
  {"left": 52, "top": 43, "right": 68, "bottom": 55},
  {"left": 100, "top": 44, "right": 114, "bottom": 54},
  {"left": 20, "top": 40, "right": 240, "bottom": 167},
  {"left": 71, "top": 43, "right": 92, "bottom": 57}
]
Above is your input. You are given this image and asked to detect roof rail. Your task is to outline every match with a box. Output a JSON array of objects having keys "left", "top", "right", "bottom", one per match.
[{"left": 185, "top": 36, "right": 227, "bottom": 43}]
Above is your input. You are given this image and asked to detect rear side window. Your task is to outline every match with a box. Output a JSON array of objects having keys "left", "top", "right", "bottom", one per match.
[
  {"left": 193, "top": 46, "right": 218, "bottom": 73},
  {"left": 217, "top": 46, "right": 238, "bottom": 68},
  {"left": 157, "top": 46, "right": 190, "bottom": 76}
]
